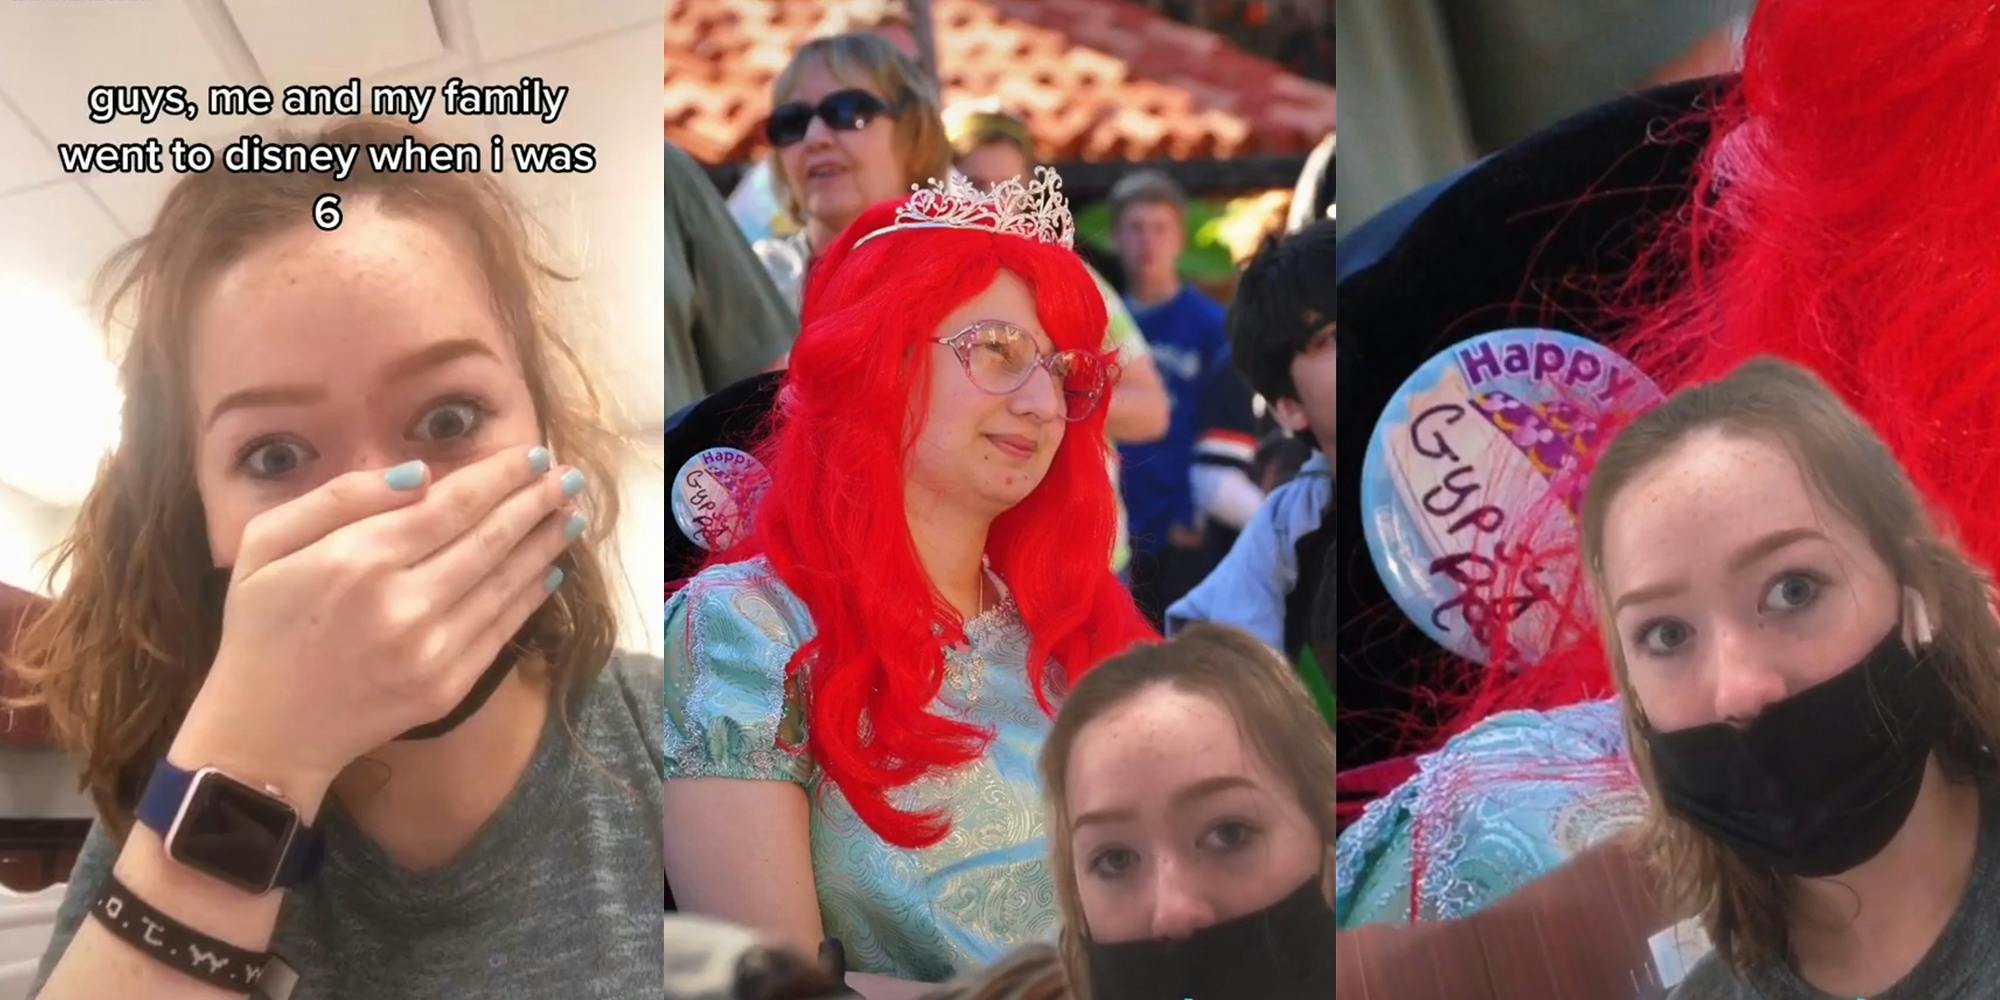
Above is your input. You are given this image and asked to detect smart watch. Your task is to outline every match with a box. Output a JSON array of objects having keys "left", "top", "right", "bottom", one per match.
[{"left": 134, "top": 760, "right": 324, "bottom": 895}]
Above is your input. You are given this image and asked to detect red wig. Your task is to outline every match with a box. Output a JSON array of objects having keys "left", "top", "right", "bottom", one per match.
[
  {"left": 1463, "top": 0, "right": 2000, "bottom": 729},
  {"left": 711, "top": 198, "right": 1156, "bottom": 848}
]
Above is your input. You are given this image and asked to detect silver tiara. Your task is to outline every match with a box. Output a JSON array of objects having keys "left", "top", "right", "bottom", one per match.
[{"left": 853, "top": 165, "right": 1076, "bottom": 251}]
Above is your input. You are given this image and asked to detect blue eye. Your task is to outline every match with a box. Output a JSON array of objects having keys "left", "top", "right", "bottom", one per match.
[
  {"left": 1765, "top": 572, "right": 1822, "bottom": 613},
  {"left": 412, "top": 399, "right": 485, "bottom": 443},
  {"left": 1199, "top": 821, "right": 1259, "bottom": 854},
  {"left": 1635, "top": 618, "right": 1694, "bottom": 657},
  {"left": 1088, "top": 847, "right": 1138, "bottom": 880},
  {"left": 237, "top": 439, "right": 315, "bottom": 480}
]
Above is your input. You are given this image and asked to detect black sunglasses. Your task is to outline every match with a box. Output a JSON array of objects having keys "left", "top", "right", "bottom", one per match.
[{"left": 765, "top": 89, "right": 903, "bottom": 148}]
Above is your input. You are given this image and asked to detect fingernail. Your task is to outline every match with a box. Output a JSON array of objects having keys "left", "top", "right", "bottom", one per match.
[
  {"left": 544, "top": 567, "right": 565, "bottom": 592},
  {"left": 565, "top": 513, "right": 587, "bottom": 542},
  {"left": 528, "top": 446, "right": 552, "bottom": 475},
  {"left": 560, "top": 469, "right": 586, "bottom": 498},
  {"left": 384, "top": 460, "right": 426, "bottom": 491}
]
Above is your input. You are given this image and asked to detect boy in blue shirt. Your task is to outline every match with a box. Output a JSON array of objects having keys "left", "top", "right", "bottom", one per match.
[
  {"left": 1108, "top": 170, "right": 1255, "bottom": 624},
  {"left": 1168, "top": 220, "right": 1336, "bottom": 657}
]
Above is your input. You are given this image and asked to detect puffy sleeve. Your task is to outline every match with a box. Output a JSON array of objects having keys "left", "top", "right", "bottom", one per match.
[{"left": 662, "top": 568, "right": 815, "bottom": 785}]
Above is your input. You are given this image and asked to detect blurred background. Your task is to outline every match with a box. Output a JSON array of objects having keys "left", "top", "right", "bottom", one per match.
[
  {"left": 0, "top": 3, "right": 665, "bottom": 990},
  {"left": 666, "top": 0, "right": 1334, "bottom": 303},
  {"left": 1337, "top": 0, "right": 1748, "bottom": 237}
]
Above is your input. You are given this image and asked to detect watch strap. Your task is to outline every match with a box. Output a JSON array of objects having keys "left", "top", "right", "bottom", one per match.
[
  {"left": 135, "top": 760, "right": 324, "bottom": 889},
  {"left": 277, "top": 823, "right": 325, "bottom": 887},
  {"left": 134, "top": 759, "right": 193, "bottom": 835}
]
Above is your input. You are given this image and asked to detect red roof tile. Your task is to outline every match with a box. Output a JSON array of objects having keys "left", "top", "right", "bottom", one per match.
[{"left": 665, "top": 0, "right": 1335, "bottom": 165}]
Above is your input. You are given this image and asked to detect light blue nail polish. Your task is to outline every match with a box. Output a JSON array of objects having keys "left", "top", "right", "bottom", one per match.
[
  {"left": 561, "top": 469, "right": 586, "bottom": 497},
  {"left": 528, "top": 446, "right": 552, "bottom": 475},
  {"left": 544, "top": 567, "right": 565, "bottom": 592},
  {"left": 565, "top": 513, "right": 587, "bottom": 542},
  {"left": 384, "top": 460, "right": 425, "bottom": 490}
]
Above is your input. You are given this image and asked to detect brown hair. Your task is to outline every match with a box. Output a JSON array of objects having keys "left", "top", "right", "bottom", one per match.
[
  {"left": 1106, "top": 170, "right": 1188, "bottom": 228},
  {"left": 6, "top": 117, "right": 627, "bottom": 836},
  {"left": 944, "top": 104, "right": 1035, "bottom": 162},
  {"left": 766, "top": 32, "right": 952, "bottom": 225},
  {"left": 1579, "top": 355, "right": 2000, "bottom": 971},
  {"left": 1036, "top": 624, "right": 1337, "bottom": 999},
  {"left": 915, "top": 944, "right": 1069, "bottom": 1000}
]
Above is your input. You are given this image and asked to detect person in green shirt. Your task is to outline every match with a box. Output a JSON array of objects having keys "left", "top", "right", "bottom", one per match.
[{"left": 666, "top": 141, "right": 798, "bottom": 416}]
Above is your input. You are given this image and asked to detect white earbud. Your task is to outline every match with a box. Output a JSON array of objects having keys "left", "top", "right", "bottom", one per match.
[{"left": 1906, "top": 586, "right": 1936, "bottom": 647}]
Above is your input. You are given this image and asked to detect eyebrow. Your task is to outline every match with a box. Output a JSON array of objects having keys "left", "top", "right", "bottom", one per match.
[
  {"left": 1069, "top": 775, "right": 1260, "bottom": 834},
  {"left": 203, "top": 337, "right": 500, "bottom": 431},
  {"left": 380, "top": 337, "right": 500, "bottom": 383},
  {"left": 971, "top": 319, "right": 1056, "bottom": 354},
  {"left": 203, "top": 384, "right": 324, "bottom": 431},
  {"left": 1612, "top": 527, "right": 1830, "bottom": 615}
]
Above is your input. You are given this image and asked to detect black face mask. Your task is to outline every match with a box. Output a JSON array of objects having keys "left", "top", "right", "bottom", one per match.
[
  {"left": 206, "top": 569, "right": 534, "bottom": 742},
  {"left": 1083, "top": 872, "right": 1336, "bottom": 1000},
  {"left": 1643, "top": 621, "right": 1953, "bottom": 878}
]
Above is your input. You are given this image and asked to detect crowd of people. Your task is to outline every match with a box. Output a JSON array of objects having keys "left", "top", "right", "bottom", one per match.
[
  {"left": 0, "top": 6, "right": 1333, "bottom": 999},
  {"left": 661, "top": 12, "right": 1336, "bottom": 1000},
  {"left": 665, "top": 22, "right": 1334, "bottom": 648}
]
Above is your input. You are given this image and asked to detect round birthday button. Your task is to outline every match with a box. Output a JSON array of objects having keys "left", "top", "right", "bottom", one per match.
[
  {"left": 1359, "top": 329, "right": 1664, "bottom": 665},
  {"left": 670, "top": 447, "right": 771, "bottom": 552}
]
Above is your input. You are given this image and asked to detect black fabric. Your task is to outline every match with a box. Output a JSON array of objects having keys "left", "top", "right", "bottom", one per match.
[
  {"left": 1333, "top": 77, "right": 1725, "bottom": 769},
  {"left": 664, "top": 370, "right": 786, "bottom": 591},
  {"left": 1129, "top": 544, "right": 1209, "bottom": 632},
  {"left": 1284, "top": 491, "right": 1332, "bottom": 662},
  {"left": 1084, "top": 874, "right": 1336, "bottom": 1000},
  {"left": 1647, "top": 625, "right": 1954, "bottom": 878},
  {"left": 1191, "top": 367, "right": 1263, "bottom": 476}
]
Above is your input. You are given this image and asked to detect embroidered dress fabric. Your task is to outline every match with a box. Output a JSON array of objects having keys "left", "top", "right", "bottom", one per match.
[
  {"left": 1334, "top": 697, "right": 1647, "bottom": 927},
  {"left": 664, "top": 557, "right": 1059, "bottom": 982}
]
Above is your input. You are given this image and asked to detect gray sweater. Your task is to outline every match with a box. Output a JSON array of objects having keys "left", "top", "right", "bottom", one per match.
[
  {"left": 1669, "top": 781, "right": 2000, "bottom": 999},
  {"left": 33, "top": 652, "right": 665, "bottom": 1000}
]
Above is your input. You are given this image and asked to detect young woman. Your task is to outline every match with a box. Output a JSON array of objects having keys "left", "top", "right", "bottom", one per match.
[
  {"left": 753, "top": 32, "right": 952, "bottom": 313},
  {"left": 1038, "top": 624, "right": 1337, "bottom": 999},
  {"left": 15, "top": 118, "right": 663, "bottom": 999},
  {"left": 1580, "top": 357, "right": 2000, "bottom": 998},
  {"left": 1338, "top": 0, "right": 2000, "bottom": 952},
  {"left": 942, "top": 102, "right": 1173, "bottom": 574},
  {"left": 1561, "top": 2, "right": 2000, "bottom": 993},
  {"left": 664, "top": 172, "right": 1155, "bottom": 996}
]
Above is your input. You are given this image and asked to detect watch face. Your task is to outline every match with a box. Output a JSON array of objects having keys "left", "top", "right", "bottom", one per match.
[{"left": 167, "top": 770, "right": 297, "bottom": 893}]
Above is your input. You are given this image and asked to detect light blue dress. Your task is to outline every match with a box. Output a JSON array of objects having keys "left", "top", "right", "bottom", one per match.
[
  {"left": 1334, "top": 697, "right": 1648, "bottom": 926},
  {"left": 664, "top": 557, "right": 1060, "bottom": 982}
]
